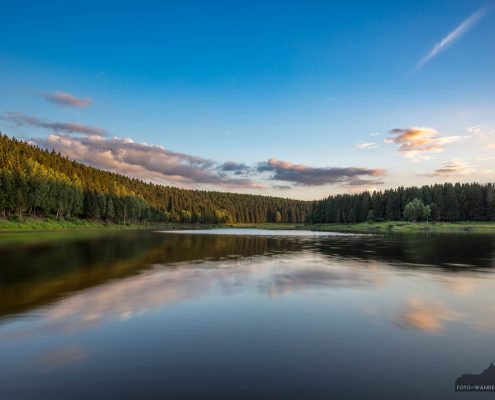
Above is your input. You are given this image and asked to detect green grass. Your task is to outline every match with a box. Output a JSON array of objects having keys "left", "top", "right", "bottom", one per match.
[
  {"left": 0, "top": 217, "right": 142, "bottom": 231},
  {"left": 299, "top": 221, "right": 495, "bottom": 234},
  {"left": 227, "top": 221, "right": 495, "bottom": 233},
  {"left": 0, "top": 216, "right": 219, "bottom": 233},
  {"left": 2, "top": 217, "right": 495, "bottom": 235}
]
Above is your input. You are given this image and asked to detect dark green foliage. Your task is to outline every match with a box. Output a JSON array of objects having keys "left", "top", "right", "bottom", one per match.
[
  {"left": 0, "top": 135, "right": 309, "bottom": 224},
  {"left": 309, "top": 182, "right": 495, "bottom": 223}
]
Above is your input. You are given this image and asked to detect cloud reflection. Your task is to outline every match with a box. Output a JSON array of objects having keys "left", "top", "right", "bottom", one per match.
[
  {"left": 0, "top": 257, "right": 382, "bottom": 341},
  {"left": 264, "top": 266, "right": 380, "bottom": 297},
  {"left": 34, "top": 346, "right": 88, "bottom": 372},
  {"left": 396, "top": 296, "right": 460, "bottom": 333}
]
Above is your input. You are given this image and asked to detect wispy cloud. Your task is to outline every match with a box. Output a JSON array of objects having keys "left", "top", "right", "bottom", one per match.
[
  {"left": 2, "top": 112, "right": 107, "bottom": 136},
  {"left": 385, "top": 127, "right": 468, "bottom": 161},
  {"left": 467, "top": 125, "right": 483, "bottom": 135},
  {"left": 478, "top": 156, "right": 495, "bottom": 162},
  {"left": 36, "top": 91, "right": 92, "bottom": 108},
  {"left": 424, "top": 158, "right": 475, "bottom": 177},
  {"left": 467, "top": 125, "right": 494, "bottom": 139},
  {"left": 356, "top": 142, "right": 378, "bottom": 150},
  {"left": 258, "top": 158, "right": 385, "bottom": 187},
  {"left": 416, "top": 8, "right": 488, "bottom": 69}
]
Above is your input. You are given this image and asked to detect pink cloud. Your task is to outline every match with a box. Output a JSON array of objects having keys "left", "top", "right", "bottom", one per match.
[{"left": 37, "top": 91, "right": 92, "bottom": 107}]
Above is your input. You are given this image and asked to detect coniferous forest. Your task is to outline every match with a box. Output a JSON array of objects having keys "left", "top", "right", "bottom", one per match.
[
  {"left": 0, "top": 135, "right": 309, "bottom": 224},
  {"left": 308, "top": 181, "right": 495, "bottom": 223},
  {"left": 1, "top": 134, "right": 494, "bottom": 225}
]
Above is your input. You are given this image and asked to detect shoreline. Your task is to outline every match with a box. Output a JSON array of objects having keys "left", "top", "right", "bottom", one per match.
[
  {"left": 1, "top": 217, "right": 495, "bottom": 234},
  {"left": 235, "top": 222, "right": 495, "bottom": 234},
  {"left": 0, "top": 217, "right": 219, "bottom": 233}
]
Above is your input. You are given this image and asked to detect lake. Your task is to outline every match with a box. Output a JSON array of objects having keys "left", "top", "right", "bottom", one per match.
[{"left": 0, "top": 229, "right": 494, "bottom": 399}]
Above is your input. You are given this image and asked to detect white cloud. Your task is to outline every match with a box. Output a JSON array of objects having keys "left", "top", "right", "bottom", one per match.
[
  {"left": 416, "top": 7, "right": 488, "bottom": 69},
  {"left": 356, "top": 142, "right": 378, "bottom": 150}
]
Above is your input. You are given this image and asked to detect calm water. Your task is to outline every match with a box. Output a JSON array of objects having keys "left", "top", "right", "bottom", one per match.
[{"left": 0, "top": 229, "right": 494, "bottom": 399}]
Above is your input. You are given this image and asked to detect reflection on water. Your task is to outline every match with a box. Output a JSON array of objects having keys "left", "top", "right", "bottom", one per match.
[
  {"left": 396, "top": 296, "right": 461, "bottom": 333},
  {"left": 0, "top": 229, "right": 494, "bottom": 399},
  {"left": 161, "top": 228, "right": 355, "bottom": 236}
]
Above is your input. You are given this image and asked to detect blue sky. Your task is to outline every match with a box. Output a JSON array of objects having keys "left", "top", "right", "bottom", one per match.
[{"left": 1, "top": 0, "right": 494, "bottom": 199}]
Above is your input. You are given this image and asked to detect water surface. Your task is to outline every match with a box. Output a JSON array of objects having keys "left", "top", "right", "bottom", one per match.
[{"left": 0, "top": 229, "right": 494, "bottom": 399}]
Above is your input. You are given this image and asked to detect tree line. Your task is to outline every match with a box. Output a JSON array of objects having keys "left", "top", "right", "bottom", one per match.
[
  {"left": 309, "top": 182, "right": 495, "bottom": 223},
  {"left": 1, "top": 135, "right": 494, "bottom": 225},
  {"left": 0, "top": 135, "right": 309, "bottom": 223}
]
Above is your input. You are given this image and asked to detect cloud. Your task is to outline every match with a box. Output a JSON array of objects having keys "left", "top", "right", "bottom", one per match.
[
  {"left": 396, "top": 297, "right": 460, "bottom": 333},
  {"left": 219, "top": 161, "right": 251, "bottom": 175},
  {"left": 467, "top": 125, "right": 494, "bottom": 140},
  {"left": 34, "top": 346, "right": 88, "bottom": 371},
  {"left": 258, "top": 158, "right": 385, "bottom": 186},
  {"left": 369, "top": 132, "right": 380, "bottom": 137},
  {"left": 36, "top": 91, "right": 92, "bottom": 108},
  {"left": 32, "top": 133, "right": 261, "bottom": 188},
  {"left": 0, "top": 255, "right": 383, "bottom": 343},
  {"left": 425, "top": 158, "right": 475, "bottom": 177},
  {"left": 265, "top": 267, "right": 375, "bottom": 297},
  {"left": 356, "top": 142, "right": 378, "bottom": 150},
  {"left": 416, "top": 7, "right": 488, "bottom": 69},
  {"left": 2, "top": 112, "right": 107, "bottom": 136},
  {"left": 467, "top": 125, "right": 482, "bottom": 135},
  {"left": 220, "top": 161, "right": 249, "bottom": 172},
  {"left": 2, "top": 111, "right": 387, "bottom": 191},
  {"left": 385, "top": 127, "right": 467, "bottom": 161},
  {"left": 344, "top": 177, "right": 381, "bottom": 187},
  {"left": 445, "top": 277, "right": 477, "bottom": 296}
]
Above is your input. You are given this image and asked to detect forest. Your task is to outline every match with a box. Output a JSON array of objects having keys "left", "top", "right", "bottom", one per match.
[
  {"left": 308, "top": 181, "right": 495, "bottom": 223},
  {"left": 1, "top": 134, "right": 494, "bottom": 225},
  {"left": 0, "top": 135, "right": 309, "bottom": 224}
]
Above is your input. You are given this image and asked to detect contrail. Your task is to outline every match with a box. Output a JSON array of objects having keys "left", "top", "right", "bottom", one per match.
[{"left": 416, "top": 7, "right": 487, "bottom": 69}]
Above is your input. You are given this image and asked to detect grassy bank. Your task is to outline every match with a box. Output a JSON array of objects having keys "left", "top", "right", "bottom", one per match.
[
  {"left": 306, "top": 221, "right": 495, "bottom": 233},
  {"left": 0, "top": 217, "right": 218, "bottom": 232},
  {"left": 0, "top": 217, "right": 151, "bottom": 231},
  {"left": 2, "top": 217, "right": 495, "bottom": 234},
  {"left": 227, "top": 221, "right": 495, "bottom": 233}
]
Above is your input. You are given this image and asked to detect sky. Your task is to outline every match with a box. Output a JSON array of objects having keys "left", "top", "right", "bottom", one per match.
[{"left": 1, "top": 0, "right": 494, "bottom": 200}]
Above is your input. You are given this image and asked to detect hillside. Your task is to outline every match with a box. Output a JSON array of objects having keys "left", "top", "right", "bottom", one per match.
[
  {"left": 1, "top": 134, "right": 494, "bottom": 227},
  {"left": 0, "top": 134, "right": 310, "bottom": 224}
]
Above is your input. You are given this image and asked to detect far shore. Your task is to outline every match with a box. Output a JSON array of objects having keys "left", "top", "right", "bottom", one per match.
[
  {"left": 1, "top": 217, "right": 495, "bottom": 235},
  {"left": 232, "top": 221, "right": 495, "bottom": 233}
]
